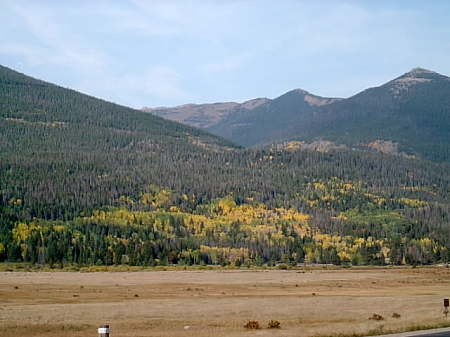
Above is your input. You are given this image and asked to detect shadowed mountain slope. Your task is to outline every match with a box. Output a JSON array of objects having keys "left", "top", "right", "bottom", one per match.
[
  {"left": 146, "top": 68, "right": 450, "bottom": 162},
  {"left": 276, "top": 68, "right": 450, "bottom": 161},
  {"left": 207, "top": 89, "right": 341, "bottom": 147}
]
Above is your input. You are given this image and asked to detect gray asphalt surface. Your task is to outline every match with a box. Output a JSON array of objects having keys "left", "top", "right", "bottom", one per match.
[
  {"left": 373, "top": 328, "right": 450, "bottom": 337},
  {"left": 408, "top": 332, "right": 450, "bottom": 337}
]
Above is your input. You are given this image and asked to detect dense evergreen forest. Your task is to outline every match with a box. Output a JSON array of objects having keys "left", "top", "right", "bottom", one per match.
[{"left": 1, "top": 65, "right": 449, "bottom": 266}]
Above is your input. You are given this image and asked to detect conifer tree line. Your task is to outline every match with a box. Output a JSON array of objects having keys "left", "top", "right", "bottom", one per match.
[
  {"left": 1, "top": 196, "right": 448, "bottom": 266},
  {"left": 1, "top": 64, "right": 450, "bottom": 266}
]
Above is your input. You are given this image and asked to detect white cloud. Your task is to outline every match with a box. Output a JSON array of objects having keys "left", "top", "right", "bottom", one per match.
[
  {"left": 93, "top": 0, "right": 251, "bottom": 40},
  {"left": 1, "top": 0, "right": 449, "bottom": 106},
  {"left": 201, "top": 53, "right": 251, "bottom": 73},
  {"left": 124, "top": 65, "right": 189, "bottom": 101},
  {"left": 70, "top": 64, "right": 189, "bottom": 108},
  {"left": 0, "top": 1, "right": 109, "bottom": 71}
]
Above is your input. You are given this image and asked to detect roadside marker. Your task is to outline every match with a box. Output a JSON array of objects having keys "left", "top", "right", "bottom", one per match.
[{"left": 98, "top": 324, "right": 110, "bottom": 337}]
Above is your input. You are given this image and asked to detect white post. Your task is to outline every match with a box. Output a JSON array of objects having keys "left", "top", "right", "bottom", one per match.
[{"left": 98, "top": 324, "right": 110, "bottom": 337}]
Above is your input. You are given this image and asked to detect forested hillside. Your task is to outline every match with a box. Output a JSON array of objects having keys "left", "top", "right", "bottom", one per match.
[
  {"left": 278, "top": 68, "right": 450, "bottom": 162},
  {"left": 0, "top": 64, "right": 238, "bottom": 220},
  {"left": 1, "top": 65, "right": 450, "bottom": 266}
]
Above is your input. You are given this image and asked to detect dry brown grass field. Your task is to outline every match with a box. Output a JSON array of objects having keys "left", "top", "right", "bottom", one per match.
[{"left": 1, "top": 267, "right": 450, "bottom": 337}]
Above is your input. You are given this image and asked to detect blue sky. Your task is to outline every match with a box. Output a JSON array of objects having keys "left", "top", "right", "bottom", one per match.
[{"left": 1, "top": 0, "right": 450, "bottom": 108}]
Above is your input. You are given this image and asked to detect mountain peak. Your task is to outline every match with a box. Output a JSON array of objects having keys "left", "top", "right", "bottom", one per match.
[
  {"left": 402, "top": 67, "right": 438, "bottom": 78},
  {"left": 387, "top": 67, "right": 447, "bottom": 91},
  {"left": 409, "top": 67, "right": 434, "bottom": 73},
  {"left": 290, "top": 88, "right": 310, "bottom": 95},
  {"left": 397, "top": 67, "right": 449, "bottom": 81}
]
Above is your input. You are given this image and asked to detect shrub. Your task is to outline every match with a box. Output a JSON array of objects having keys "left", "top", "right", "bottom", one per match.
[
  {"left": 244, "top": 321, "right": 260, "bottom": 329},
  {"left": 369, "top": 313, "right": 384, "bottom": 321},
  {"left": 267, "top": 320, "right": 281, "bottom": 329}
]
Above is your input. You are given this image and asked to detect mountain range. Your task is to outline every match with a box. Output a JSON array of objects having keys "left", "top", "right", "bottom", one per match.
[{"left": 146, "top": 68, "right": 450, "bottom": 162}]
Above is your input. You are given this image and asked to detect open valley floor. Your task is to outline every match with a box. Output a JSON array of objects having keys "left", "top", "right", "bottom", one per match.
[{"left": 1, "top": 268, "right": 450, "bottom": 337}]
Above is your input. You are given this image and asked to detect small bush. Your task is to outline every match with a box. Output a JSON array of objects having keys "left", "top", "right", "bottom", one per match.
[
  {"left": 369, "top": 313, "right": 384, "bottom": 321},
  {"left": 267, "top": 320, "right": 281, "bottom": 329},
  {"left": 392, "top": 313, "right": 401, "bottom": 318},
  {"left": 244, "top": 320, "right": 260, "bottom": 329}
]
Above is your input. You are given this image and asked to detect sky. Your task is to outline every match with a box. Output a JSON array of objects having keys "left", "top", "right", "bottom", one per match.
[{"left": 1, "top": 0, "right": 450, "bottom": 108}]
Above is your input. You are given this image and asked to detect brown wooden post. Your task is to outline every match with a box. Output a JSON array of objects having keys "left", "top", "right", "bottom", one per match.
[{"left": 98, "top": 324, "right": 110, "bottom": 337}]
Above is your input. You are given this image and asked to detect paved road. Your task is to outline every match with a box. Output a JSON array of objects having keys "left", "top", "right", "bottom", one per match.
[
  {"left": 410, "top": 331, "right": 450, "bottom": 337},
  {"left": 374, "top": 328, "right": 450, "bottom": 337}
]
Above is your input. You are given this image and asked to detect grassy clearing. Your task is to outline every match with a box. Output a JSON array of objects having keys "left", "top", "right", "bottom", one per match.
[
  {"left": 2, "top": 262, "right": 446, "bottom": 273},
  {"left": 1, "top": 268, "right": 450, "bottom": 337},
  {"left": 0, "top": 324, "right": 93, "bottom": 337}
]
